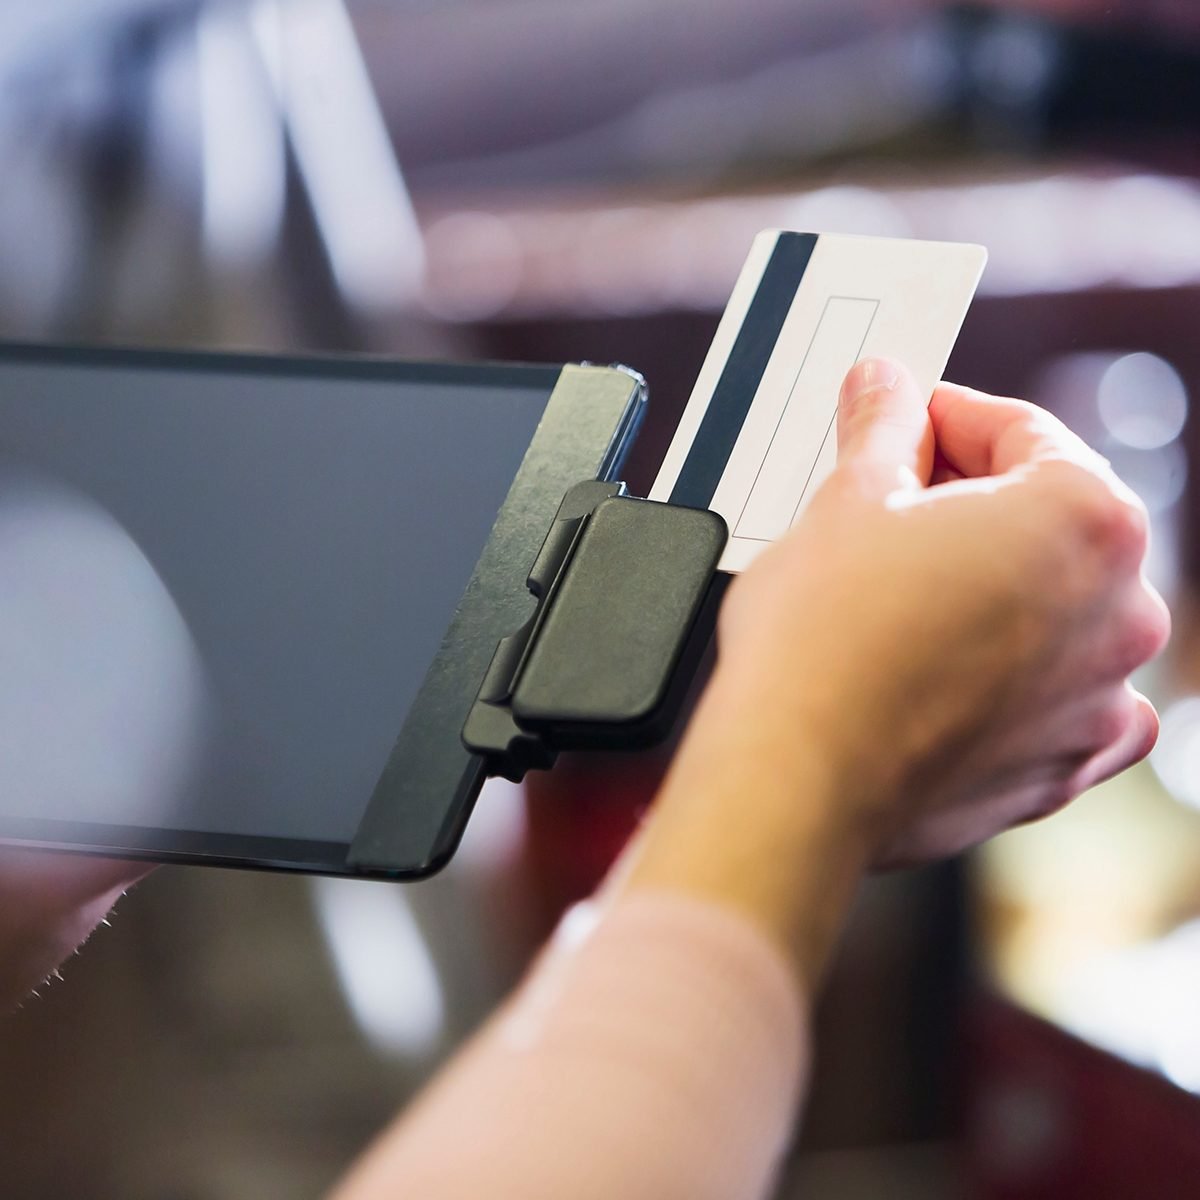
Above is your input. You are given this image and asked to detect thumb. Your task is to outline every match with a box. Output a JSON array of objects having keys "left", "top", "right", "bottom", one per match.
[{"left": 836, "top": 358, "right": 934, "bottom": 497}]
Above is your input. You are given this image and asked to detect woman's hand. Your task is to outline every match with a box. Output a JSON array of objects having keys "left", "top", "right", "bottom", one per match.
[
  {"left": 335, "top": 357, "right": 1170, "bottom": 1200},
  {"left": 720, "top": 357, "right": 1168, "bottom": 863},
  {"left": 628, "top": 358, "right": 1168, "bottom": 983}
]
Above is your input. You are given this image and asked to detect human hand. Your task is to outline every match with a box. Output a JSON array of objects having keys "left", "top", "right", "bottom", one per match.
[
  {"left": 626, "top": 358, "right": 1167, "bottom": 983},
  {"left": 715, "top": 357, "right": 1169, "bottom": 866}
]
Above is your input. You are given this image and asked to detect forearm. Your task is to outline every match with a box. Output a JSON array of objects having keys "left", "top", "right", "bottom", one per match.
[
  {"left": 333, "top": 667, "right": 872, "bottom": 1200},
  {"left": 624, "top": 661, "right": 876, "bottom": 992},
  {"left": 335, "top": 356, "right": 1169, "bottom": 1199},
  {"left": 333, "top": 890, "right": 809, "bottom": 1200}
]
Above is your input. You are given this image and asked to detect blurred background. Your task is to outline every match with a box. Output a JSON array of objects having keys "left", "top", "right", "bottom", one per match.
[{"left": 2, "top": 1, "right": 1200, "bottom": 1196}]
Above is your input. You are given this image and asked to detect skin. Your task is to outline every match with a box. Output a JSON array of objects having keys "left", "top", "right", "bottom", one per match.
[
  {"left": 0, "top": 360, "right": 1170, "bottom": 1199},
  {"left": 0, "top": 849, "right": 150, "bottom": 1010},
  {"left": 624, "top": 357, "right": 1168, "bottom": 989},
  {"left": 332, "top": 358, "right": 1167, "bottom": 1200}
]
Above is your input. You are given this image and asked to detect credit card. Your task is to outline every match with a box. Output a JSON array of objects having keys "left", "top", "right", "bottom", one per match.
[{"left": 650, "top": 230, "right": 987, "bottom": 572}]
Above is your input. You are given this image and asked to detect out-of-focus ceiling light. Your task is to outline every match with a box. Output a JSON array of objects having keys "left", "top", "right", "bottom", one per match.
[
  {"left": 198, "top": 2, "right": 285, "bottom": 266},
  {"left": 251, "top": 0, "right": 425, "bottom": 313},
  {"left": 1151, "top": 698, "right": 1200, "bottom": 815},
  {"left": 1058, "top": 919, "right": 1200, "bottom": 1096},
  {"left": 1107, "top": 441, "right": 1187, "bottom": 515},
  {"left": 1098, "top": 352, "right": 1189, "bottom": 451},
  {"left": 310, "top": 874, "right": 445, "bottom": 1059}
]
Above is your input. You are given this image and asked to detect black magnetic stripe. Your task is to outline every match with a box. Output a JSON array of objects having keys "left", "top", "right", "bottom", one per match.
[{"left": 669, "top": 232, "right": 818, "bottom": 509}]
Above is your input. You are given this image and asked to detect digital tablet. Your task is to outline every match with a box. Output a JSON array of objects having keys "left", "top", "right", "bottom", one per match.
[{"left": 0, "top": 344, "right": 645, "bottom": 878}]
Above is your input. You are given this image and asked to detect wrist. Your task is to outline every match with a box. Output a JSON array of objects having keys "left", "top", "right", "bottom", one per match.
[
  {"left": 623, "top": 664, "right": 880, "bottom": 990},
  {"left": 704, "top": 655, "right": 906, "bottom": 843}
]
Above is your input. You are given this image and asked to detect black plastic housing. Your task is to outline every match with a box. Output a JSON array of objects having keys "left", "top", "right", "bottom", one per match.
[{"left": 462, "top": 481, "right": 728, "bottom": 781}]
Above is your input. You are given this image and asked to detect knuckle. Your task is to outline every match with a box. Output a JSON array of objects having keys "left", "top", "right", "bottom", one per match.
[
  {"left": 1018, "top": 402, "right": 1068, "bottom": 439},
  {"left": 1085, "top": 594, "right": 1169, "bottom": 685},
  {"left": 1032, "top": 778, "right": 1078, "bottom": 821},
  {"left": 1050, "top": 464, "right": 1150, "bottom": 568},
  {"left": 1086, "top": 691, "right": 1136, "bottom": 749},
  {"left": 1106, "top": 492, "right": 1151, "bottom": 565},
  {"left": 1121, "top": 590, "right": 1172, "bottom": 670}
]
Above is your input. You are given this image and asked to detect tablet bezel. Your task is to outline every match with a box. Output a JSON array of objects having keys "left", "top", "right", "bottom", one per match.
[{"left": 0, "top": 345, "right": 645, "bottom": 878}]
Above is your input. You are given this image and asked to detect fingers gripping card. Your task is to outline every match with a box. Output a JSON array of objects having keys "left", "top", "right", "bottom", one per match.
[{"left": 650, "top": 231, "right": 987, "bottom": 572}]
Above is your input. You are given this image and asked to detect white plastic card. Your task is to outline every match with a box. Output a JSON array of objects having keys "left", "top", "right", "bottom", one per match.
[{"left": 650, "top": 230, "right": 987, "bottom": 572}]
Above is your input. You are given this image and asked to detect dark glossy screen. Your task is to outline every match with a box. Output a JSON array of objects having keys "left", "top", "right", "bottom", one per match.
[{"left": 0, "top": 355, "right": 550, "bottom": 846}]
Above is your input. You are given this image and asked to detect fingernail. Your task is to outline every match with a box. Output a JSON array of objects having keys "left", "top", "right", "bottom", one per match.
[{"left": 845, "top": 357, "right": 901, "bottom": 400}]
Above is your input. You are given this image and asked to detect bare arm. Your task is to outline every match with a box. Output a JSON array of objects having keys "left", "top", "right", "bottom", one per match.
[
  {"left": 0, "top": 358, "right": 1165, "bottom": 1196},
  {"left": 332, "top": 360, "right": 1166, "bottom": 1200}
]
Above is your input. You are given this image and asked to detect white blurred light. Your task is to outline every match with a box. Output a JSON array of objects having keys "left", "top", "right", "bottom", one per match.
[
  {"left": 310, "top": 876, "right": 445, "bottom": 1058},
  {"left": 1155, "top": 929, "right": 1200, "bottom": 1093},
  {"left": 198, "top": 2, "right": 285, "bottom": 265},
  {"left": 0, "top": 470, "right": 211, "bottom": 828},
  {"left": 787, "top": 185, "right": 913, "bottom": 240},
  {"left": 1107, "top": 441, "right": 1187, "bottom": 515},
  {"left": 1102, "top": 175, "right": 1200, "bottom": 291},
  {"left": 1098, "top": 352, "right": 1189, "bottom": 451},
  {"left": 452, "top": 775, "right": 528, "bottom": 870},
  {"left": 251, "top": 0, "right": 425, "bottom": 312},
  {"left": 942, "top": 174, "right": 1200, "bottom": 296},
  {"left": 1058, "top": 920, "right": 1200, "bottom": 1095},
  {"left": 419, "top": 171, "right": 1200, "bottom": 320},
  {"left": 1143, "top": 502, "right": 1181, "bottom": 598},
  {"left": 1151, "top": 698, "right": 1200, "bottom": 813},
  {"left": 1030, "top": 351, "right": 1188, "bottom": 515}
]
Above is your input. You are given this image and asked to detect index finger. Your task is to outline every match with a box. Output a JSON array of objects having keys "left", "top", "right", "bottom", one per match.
[{"left": 930, "top": 382, "right": 1107, "bottom": 479}]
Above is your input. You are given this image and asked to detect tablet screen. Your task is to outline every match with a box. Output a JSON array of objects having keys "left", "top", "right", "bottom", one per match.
[{"left": 0, "top": 351, "right": 554, "bottom": 854}]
